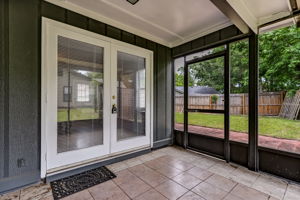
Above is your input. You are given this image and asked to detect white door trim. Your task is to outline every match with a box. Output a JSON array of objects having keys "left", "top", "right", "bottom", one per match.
[
  {"left": 110, "top": 44, "right": 152, "bottom": 153},
  {"left": 41, "top": 17, "right": 154, "bottom": 178}
]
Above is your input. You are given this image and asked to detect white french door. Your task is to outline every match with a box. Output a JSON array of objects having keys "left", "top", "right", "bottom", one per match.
[
  {"left": 110, "top": 45, "right": 151, "bottom": 153},
  {"left": 42, "top": 19, "right": 152, "bottom": 173}
]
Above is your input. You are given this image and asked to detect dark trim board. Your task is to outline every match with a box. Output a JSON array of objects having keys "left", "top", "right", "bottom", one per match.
[
  {"left": 0, "top": 0, "right": 8, "bottom": 181},
  {"left": 173, "top": 130, "right": 184, "bottom": 146},
  {"left": 230, "top": 142, "right": 248, "bottom": 166},
  {"left": 259, "top": 148, "right": 300, "bottom": 183},
  {"left": 172, "top": 27, "right": 249, "bottom": 58},
  {"left": 152, "top": 138, "right": 173, "bottom": 149},
  {"left": 188, "top": 133, "right": 225, "bottom": 158},
  {"left": 248, "top": 33, "right": 259, "bottom": 171}
]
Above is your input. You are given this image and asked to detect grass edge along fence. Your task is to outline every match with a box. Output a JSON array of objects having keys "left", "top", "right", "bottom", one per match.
[{"left": 175, "top": 91, "right": 284, "bottom": 116}]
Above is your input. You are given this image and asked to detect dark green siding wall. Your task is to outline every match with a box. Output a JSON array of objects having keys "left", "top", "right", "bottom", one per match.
[
  {"left": 0, "top": 0, "right": 7, "bottom": 181},
  {"left": 172, "top": 25, "right": 242, "bottom": 57},
  {"left": 0, "top": 0, "right": 172, "bottom": 192},
  {"left": 0, "top": 0, "right": 41, "bottom": 192}
]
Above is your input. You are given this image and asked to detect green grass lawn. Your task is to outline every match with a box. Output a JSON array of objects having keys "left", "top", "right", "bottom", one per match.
[
  {"left": 58, "top": 108, "right": 100, "bottom": 122},
  {"left": 176, "top": 112, "right": 300, "bottom": 140}
]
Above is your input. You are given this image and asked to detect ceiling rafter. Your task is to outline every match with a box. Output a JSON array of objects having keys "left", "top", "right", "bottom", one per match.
[
  {"left": 288, "top": 0, "right": 299, "bottom": 11},
  {"left": 288, "top": 0, "right": 300, "bottom": 27},
  {"left": 209, "top": 0, "right": 250, "bottom": 34},
  {"left": 225, "top": 0, "right": 258, "bottom": 33}
]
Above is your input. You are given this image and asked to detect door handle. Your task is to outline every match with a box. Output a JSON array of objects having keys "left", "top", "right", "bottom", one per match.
[{"left": 112, "top": 104, "right": 118, "bottom": 114}]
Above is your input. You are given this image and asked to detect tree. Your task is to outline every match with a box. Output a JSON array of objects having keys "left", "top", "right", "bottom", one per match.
[
  {"left": 186, "top": 44, "right": 249, "bottom": 94},
  {"left": 174, "top": 25, "right": 300, "bottom": 95},
  {"left": 230, "top": 40, "right": 249, "bottom": 93},
  {"left": 189, "top": 56, "right": 225, "bottom": 93},
  {"left": 175, "top": 66, "right": 195, "bottom": 86},
  {"left": 259, "top": 25, "right": 300, "bottom": 96}
]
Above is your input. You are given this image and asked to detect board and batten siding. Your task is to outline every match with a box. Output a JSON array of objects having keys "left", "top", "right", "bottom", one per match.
[
  {"left": 172, "top": 25, "right": 242, "bottom": 58},
  {"left": 0, "top": 0, "right": 41, "bottom": 192},
  {"left": 0, "top": 0, "right": 172, "bottom": 193}
]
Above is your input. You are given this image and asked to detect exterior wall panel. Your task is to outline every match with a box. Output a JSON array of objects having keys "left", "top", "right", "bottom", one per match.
[
  {"left": 8, "top": 0, "right": 40, "bottom": 177},
  {"left": 0, "top": 0, "right": 172, "bottom": 193},
  {"left": 172, "top": 25, "right": 242, "bottom": 57},
  {"left": 66, "top": 10, "right": 88, "bottom": 30},
  {"left": 0, "top": 0, "right": 6, "bottom": 180},
  {"left": 165, "top": 48, "right": 172, "bottom": 138},
  {"left": 156, "top": 45, "right": 167, "bottom": 141}
]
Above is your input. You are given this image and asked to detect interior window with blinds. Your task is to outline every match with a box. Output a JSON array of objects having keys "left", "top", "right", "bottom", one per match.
[
  {"left": 117, "top": 52, "right": 146, "bottom": 140},
  {"left": 57, "top": 36, "right": 104, "bottom": 153}
]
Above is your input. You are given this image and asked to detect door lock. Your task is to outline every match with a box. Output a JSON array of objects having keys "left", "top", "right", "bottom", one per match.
[{"left": 112, "top": 104, "right": 118, "bottom": 114}]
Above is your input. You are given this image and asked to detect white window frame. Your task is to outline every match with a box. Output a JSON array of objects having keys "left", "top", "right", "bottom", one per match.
[
  {"left": 77, "top": 83, "right": 90, "bottom": 102},
  {"left": 137, "top": 69, "right": 146, "bottom": 109}
]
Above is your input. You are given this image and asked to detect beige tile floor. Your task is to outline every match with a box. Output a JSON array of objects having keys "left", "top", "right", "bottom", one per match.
[{"left": 1, "top": 146, "right": 300, "bottom": 200}]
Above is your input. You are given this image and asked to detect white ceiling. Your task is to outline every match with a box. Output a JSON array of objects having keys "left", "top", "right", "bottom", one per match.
[
  {"left": 227, "top": 0, "right": 291, "bottom": 31},
  {"left": 67, "top": 0, "right": 231, "bottom": 47},
  {"left": 243, "top": 0, "right": 289, "bottom": 19},
  {"left": 47, "top": 0, "right": 294, "bottom": 47}
]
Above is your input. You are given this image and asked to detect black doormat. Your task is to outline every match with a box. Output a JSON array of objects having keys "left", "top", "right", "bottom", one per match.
[{"left": 50, "top": 166, "right": 116, "bottom": 200}]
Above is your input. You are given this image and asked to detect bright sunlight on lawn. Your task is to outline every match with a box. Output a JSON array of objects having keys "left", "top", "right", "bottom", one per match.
[
  {"left": 58, "top": 108, "right": 100, "bottom": 122},
  {"left": 175, "top": 112, "right": 300, "bottom": 140}
]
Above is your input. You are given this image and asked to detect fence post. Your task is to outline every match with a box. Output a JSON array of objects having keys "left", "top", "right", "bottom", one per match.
[{"left": 242, "top": 93, "right": 245, "bottom": 115}]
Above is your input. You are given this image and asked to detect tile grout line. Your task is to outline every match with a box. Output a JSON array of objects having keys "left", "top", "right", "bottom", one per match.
[
  {"left": 117, "top": 160, "right": 169, "bottom": 199},
  {"left": 176, "top": 178, "right": 206, "bottom": 200},
  {"left": 129, "top": 186, "right": 155, "bottom": 199},
  {"left": 145, "top": 152, "right": 219, "bottom": 199},
  {"left": 221, "top": 182, "right": 239, "bottom": 200},
  {"left": 18, "top": 189, "right": 21, "bottom": 200},
  {"left": 282, "top": 182, "right": 289, "bottom": 200},
  {"left": 87, "top": 188, "right": 96, "bottom": 200},
  {"left": 129, "top": 162, "right": 173, "bottom": 200},
  {"left": 114, "top": 182, "right": 134, "bottom": 200},
  {"left": 130, "top": 155, "right": 189, "bottom": 200}
]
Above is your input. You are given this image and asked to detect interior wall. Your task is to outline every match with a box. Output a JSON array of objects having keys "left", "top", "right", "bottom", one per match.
[{"left": 0, "top": 0, "right": 172, "bottom": 193}]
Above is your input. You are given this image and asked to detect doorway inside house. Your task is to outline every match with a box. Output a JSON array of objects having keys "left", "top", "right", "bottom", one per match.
[{"left": 42, "top": 19, "right": 152, "bottom": 172}]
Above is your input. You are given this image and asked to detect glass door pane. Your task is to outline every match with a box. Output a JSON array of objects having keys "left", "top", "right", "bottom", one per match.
[
  {"left": 57, "top": 36, "right": 104, "bottom": 153},
  {"left": 117, "top": 52, "right": 146, "bottom": 141}
]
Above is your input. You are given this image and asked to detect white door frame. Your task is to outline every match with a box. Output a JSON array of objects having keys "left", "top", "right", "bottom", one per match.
[
  {"left": 41, "top": 18, "right": 154, "bottom": 178},
  {"left": 110, "top": 44, "right": 152, "bottom": 153}
]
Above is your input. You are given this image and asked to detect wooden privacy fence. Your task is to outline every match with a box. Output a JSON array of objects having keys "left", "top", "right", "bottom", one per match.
[
  {"left": 279, "top": 90, "right": 300, "bottom": 120},
  {"left": 175, "top": 91, "right": 285, "bottom": 116}
]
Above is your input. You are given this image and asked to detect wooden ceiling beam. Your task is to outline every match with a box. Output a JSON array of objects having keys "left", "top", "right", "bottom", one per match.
[
  {"left": 288, "top": 0, "right": 300, "bottom": 27},
  {"left": 288, "top": 0, "right": 299, "bottom": 11},
  {"left": 210, "top": 0, "right": 250, "bottom": 34}
]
